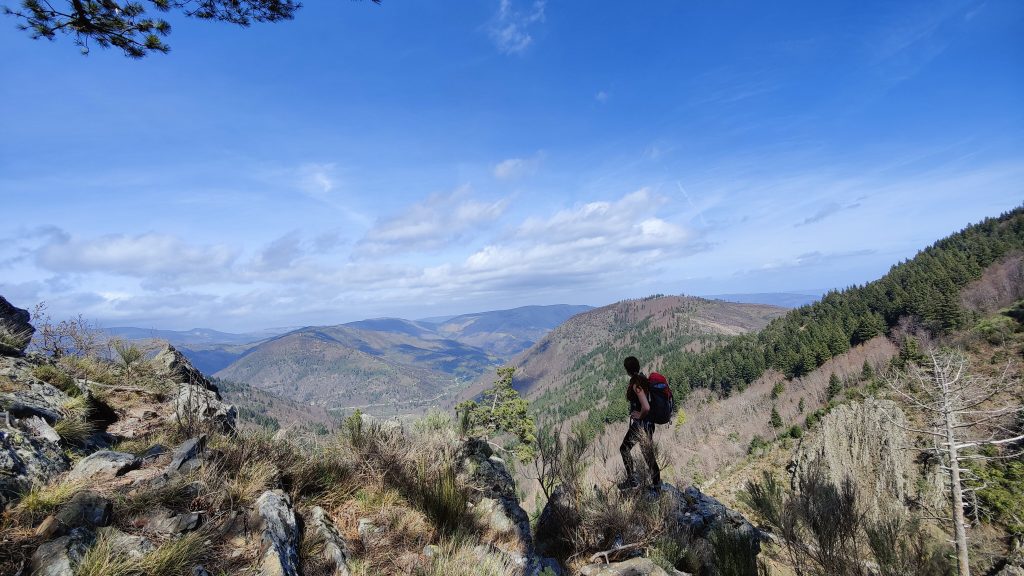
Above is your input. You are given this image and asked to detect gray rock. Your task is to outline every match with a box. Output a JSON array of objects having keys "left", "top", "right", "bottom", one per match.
[
  {"left": 151, "top": 344, "right": 218, "bottom": 395},
  {"left": 67, "top": 450, "right": 140, "bottom": 481},
  {"left": 55, "top": 491, "right": 112, "bottom": 530},
  {"left": 0, "top": 414, "right": 69, "bottom": 508},
  {"left": 24, "top": 415, "right": 61, "bottom": 444},
  {"left": 0, "top": 296, "right": 34, "bottom": 356},
  {"left": 168, "top": 435, "right": 207, "bottom": 474},
  {"left": 146, "top": 510, "right": 202, "bottom": 535},
  {"left": 579, "top": 557, "right": 669, "bottom": 576},
  {"left": 193, "top": 567, "right": 214, "bottom": 576},
  {"left": 309, "top": 505, "right": 351, "bottom": 576},
  {"left": 97, "top": 526, "right": 156, "bottom": 558},
  {"left": 357, "top": 518, "right": 378, "bottom": 548},
  {"left": 791, "top": 399, "right": 932, "bottom": 518},
  {"left": 171, "top": 382, "right": 237, "bottom": 433},
  {"left": 457, "top": 439, "right": 534, "bottom": 559},
  {"left": 255, "top": 489, "right": 301, "bottom": 576},
  {"left": 30, "top": 526, "right": 95, "bottom": 576},
  {"left": 141, "top": 443, "right": 169, "bottom": 460}
]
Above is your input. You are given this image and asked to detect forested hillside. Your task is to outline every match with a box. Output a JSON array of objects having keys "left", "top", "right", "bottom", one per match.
[
  {"left": 663, "top": 206, "right": 1024, "bottom": 395},
  {"left": 517, "top": 296, "right": 785, "bottom": 441}
]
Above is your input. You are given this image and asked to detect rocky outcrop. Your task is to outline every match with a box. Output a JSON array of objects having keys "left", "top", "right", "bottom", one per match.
[
  {"left": 662, "top": 484, "right": 760, "bottom": 544},
  {"left": 67, "top": 450, "right": 141, "bottom": 482},
  {"left": 791, "top": 398, "right": 942, "bottom": 517},
  {"left": 536, "top": 483, "right": 758, "bottom": 575},
  {"left": 1, "top": 411, "right": 70, "bottom": 507},
  {"left": 152, "top": 344, "right": 218, "bottom": 395},
  {"left": 1, "top": 356, "right": 71, "bottom": 423},
  {"left": 30, "top": 526, "right": 96, "bottom": 576},
  {"left": 457, "top": 438, "right": 537, "bottom": 572},
  {"left": 0, "top": 296, "right": 34, "bottom": 356},
  {"left": 171, "top": 381, "right": 237, "bottom": 433},
  {"left": 255, "top": 489, "right": 301, "bottom": 576},
  {"left": 309, "top": 506, "right": 352, "bottom": 576}
]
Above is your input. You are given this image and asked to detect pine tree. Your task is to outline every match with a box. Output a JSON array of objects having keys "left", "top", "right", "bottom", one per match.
[
  {"left": 770, "top": 405, "right": 783, "bottom": 429},
  {"left": 456, "top": 366, "right": 536, "bottom": 461},
  {"left": 827, "top": 372, "right": 842, "bottom": 400},
  {"left": 861, "top": 360, "right": 874, "bottom": 381}
]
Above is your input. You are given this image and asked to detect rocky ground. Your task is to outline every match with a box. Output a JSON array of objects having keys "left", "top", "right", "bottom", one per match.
[{"left": 0, "top": 296, "right": 762, "bottom": 576}]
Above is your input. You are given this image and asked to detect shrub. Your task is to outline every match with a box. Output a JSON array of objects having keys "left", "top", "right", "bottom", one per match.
[
  {"left": 31, "top": 364, "right": 79, "bottom": 396},
  {"left": 747, "top": 435, "right": 769, "bottom": 456},
  {"left": 788, "top": 425, "right": 803, "bottom": 439}
]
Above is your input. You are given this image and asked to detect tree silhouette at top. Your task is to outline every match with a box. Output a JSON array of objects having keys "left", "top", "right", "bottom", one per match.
[{"left": 4, "top": 0, "right": 379, "bottom": 58}]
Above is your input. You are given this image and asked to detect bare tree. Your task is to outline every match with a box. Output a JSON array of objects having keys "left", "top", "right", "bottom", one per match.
[{"left": 886, "top": 348, "right": 1023, "bottom": 576}]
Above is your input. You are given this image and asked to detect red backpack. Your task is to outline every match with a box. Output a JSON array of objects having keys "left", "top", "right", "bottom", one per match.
[{"left": 647, "top": 372, "right": 675, "bottom": 424}]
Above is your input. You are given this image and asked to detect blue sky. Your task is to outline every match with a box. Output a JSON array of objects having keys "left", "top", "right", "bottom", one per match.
[{"left": 1, "top": 0, "right": 1021, "bottom": 331}]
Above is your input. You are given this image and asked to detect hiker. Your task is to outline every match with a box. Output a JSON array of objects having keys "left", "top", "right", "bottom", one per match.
[{"left": 619, "top": 356, "right": 661, "bottom": 490}]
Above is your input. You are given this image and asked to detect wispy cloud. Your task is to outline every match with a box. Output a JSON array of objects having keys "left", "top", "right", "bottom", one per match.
[
  {"left": 493, "top": 152, "right": 543, "bottom": 180},
  {"left": 357, "top": 187, "right": 509, "bottom": 255},
  {"left": 489, "top": 0, "right": 546, "bottom": 55},
  {"left": 595, "top": 90, "right": 609, "bottom": 103},
  {"left": 794, "top": 200, "right": 863, "bottom": 227}
]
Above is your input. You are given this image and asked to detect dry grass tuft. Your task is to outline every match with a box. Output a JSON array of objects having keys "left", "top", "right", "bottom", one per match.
[{"left": 12, "top": 478, "right": 86, "bottom": 525}]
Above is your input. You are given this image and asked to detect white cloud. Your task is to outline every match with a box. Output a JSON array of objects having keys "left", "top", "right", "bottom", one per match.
[
  {"left": 358, "top": 187, "right": 510, "bottom": 255},
  {"left": 493, "top": 153, "right": 543, "bottom": 180},
  {"left": 35, "top": 231, "right": 237, "bottom": 284},
  {"left": 489, "top": 0, "right": 546, "bottom": 55},
  {"left": 297, "top": 163, "right": 337, "bottom": 198},
  {"left": 595, "top": 90, "right": 609, "bottom": 103},
  {"left": 398, "top": 189, "right": 696, "bottom": 298}
]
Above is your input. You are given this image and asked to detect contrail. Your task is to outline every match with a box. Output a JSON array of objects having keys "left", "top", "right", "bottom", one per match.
[{"left": 676, "top": 181, "right": 707, "bottom": 227}]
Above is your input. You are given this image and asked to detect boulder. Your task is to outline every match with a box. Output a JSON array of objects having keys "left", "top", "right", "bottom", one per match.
[
  {"left": 0, "top": 413, "right": 69, "bottom": 508},
  {"left": 151, "top": 344, "right": 218, "bottom": 395},
  {"left": 172, "top": 382, "right": 237, "bottom": 433},
  {"left": 255, "top": 489, "right": 301, "bottom": 576},
  {"left": 309, "top": 505, "right": 352, "bottom": 576},
  {"left": 662, "top": 484, "right": 759, "bottom": 543},
  {"left": 30, "top": 526, "right": 95, "bottom": 576},
  {"left": 0, "top": 357, "right": 70, "bottom": 423},
  {"left": 579, "top": 557, "right": 669, "bottom": 576},
  {"left": 167, "top": 435, "right": 207, "bottom": 474},
  {"left": 67, "top": 450, "right": 141, "bottom": 482},
  {"left": 24, "top": 415, "right": 62, "bottom": 444},
  {"left": 55, "top": 491, "right": 112, "bottom": 531},
  {"left": 0, "top": 296, "right": 34, "bottom": 356},
  {"left": 457, "top": 438, "right": 534, "bottom": 565},
  {"left": 145, "top": 509, "right": 202, "bottom": 535}
]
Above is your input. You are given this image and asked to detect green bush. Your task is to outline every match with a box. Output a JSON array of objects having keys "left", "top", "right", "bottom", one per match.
[
  {"left": 747, "top": 435, "right": 769, "bottom": 455},
  {"left": 31, "top": 364, "right": 79, "bottom": 396},
  {"left": 788, "top": 425, "right": 803, "bottom": 439}
]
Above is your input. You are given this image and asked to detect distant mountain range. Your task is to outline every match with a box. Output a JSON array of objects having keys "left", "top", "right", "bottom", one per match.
[
  {"left": 104, "top": 304, "right": 591, "bottom": 416},
  {"left": 102, "top": 326, "right": 291, "bottom": 346}
]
